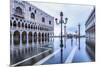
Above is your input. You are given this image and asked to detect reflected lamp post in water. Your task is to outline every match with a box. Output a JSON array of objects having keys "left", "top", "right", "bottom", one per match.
[
  {"left": 71, "top": 35, "right": 73, "bottom": 47},
  {"left": 55, "top": 12, "right": 68, "bottom": 49},
  {"left": 78, "top": 24, "right": 80, "bottom": 50},
  {"left": 55, "top": 12, "right": 68, "bottom": 63},
  {"left": 75, "top": 30, "right": 77, "bottom": 45}
]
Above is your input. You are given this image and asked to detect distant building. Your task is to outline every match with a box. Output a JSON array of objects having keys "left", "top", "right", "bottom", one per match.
[
  {"left": 85, "top": 7, "right": 95, "bottom": 61},
  {"left": 10, "top": 0, "right": 54, "bottom": 65}
]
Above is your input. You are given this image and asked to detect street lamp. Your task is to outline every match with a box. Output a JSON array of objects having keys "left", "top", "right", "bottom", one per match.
[{"left": 55, "top": 12, "right": 68, "bottom": 48}]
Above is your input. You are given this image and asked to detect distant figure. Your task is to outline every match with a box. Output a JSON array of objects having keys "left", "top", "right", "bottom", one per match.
[
  {"left": 64, "top": 37, "right": 66, "bottom": 48},
  {"left": 76, "top": 36, "right": 77, "bottom": 45}
]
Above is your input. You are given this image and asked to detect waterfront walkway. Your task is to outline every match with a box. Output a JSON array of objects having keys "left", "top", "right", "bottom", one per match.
[
  {"left": 11, "top": 38, "right": 92, "bottom": 67},
  {"left": 34, "top": 38, "right": 92, "bottom": 65}
]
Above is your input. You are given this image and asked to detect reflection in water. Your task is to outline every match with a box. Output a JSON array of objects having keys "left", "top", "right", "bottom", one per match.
[
  {"left": 11, "top": 37, "right": 92, "bottom": 66},
  {"left": 71, "top": 37, "right": 73, "bottom": 47},
  {"left": 60, "top": 37, "right": 67, "bottom": 63},
  {"left": 42, "top": 37, "right": 73, "bottom": 64},
  {"left": 43, "top": 37, "right": 92, "bottom": 65},
  {"left": 72, "top": 38, "right": 92, "bottom": 62},
  {"left": 60, "top": 48, "right": 63, "bottom": 63},
  {"left": 10, "top": 37, "right": 54, "bottom": 66},
  {"left": 64, "top": 37, "right": 67, "bottom": 48}
]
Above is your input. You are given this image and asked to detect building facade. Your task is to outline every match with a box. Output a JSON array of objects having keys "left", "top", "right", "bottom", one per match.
[
  {"left": 85, "top": 7, "right": 95, "bottom": 61},
  {"left": 10, "top": 0, "right": 54, "bottom": 64}
]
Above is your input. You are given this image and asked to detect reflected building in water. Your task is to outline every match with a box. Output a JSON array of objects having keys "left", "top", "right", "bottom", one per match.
[
  {"left": 85, "top": 7, "right": 95, "bottom": 61},
  {"left": 10, "top": 0, "right": 54, "bottom": 65}
]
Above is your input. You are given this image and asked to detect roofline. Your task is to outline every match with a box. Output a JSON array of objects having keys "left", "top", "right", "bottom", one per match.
[
  {"left": 22, "top": 1, "right": 54, "bottom": 19},
  {"left": 85, "top": 6, "right": 95, "bottom": 25}
]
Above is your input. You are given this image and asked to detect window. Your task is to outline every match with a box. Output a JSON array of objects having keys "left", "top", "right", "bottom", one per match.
[
  {"left": 22, "top": 23, "right": 24, "bottom": 28},
  {"left": 49, "top": 21, "right": 51, "bottom": 24},
  {"left": 28, "top": 24, "right": 30, "bottom": 29},
  {"left": 35, "top": 10, "right": 37, "bottom": 13},
  {"left": 20, "top": 19, "right": 22, "bottom": 21},
  {"left": 18, "top": 22, "right": 20, "bottom": 27},
  {"left": 25, "top": 23, "right": 27, "bottom": 28},
  {"left": 16, "top": 18, "right": 18, "bottom": 21},
  {"left": 15, "top": 7, "right": 23, "bottom": 15},
  {"left": 29, "top": 7, "right": 31, "bottom": 11},
  {"left": 36, "top": 26, "right": 37, "bottom": 30},
  {"left": 31, "top": 25, "right": 33, "bottom": 29},
  {"left": 11, "top": 17, "right": 14, "bottom": 20},
  {"left": 42, "top": 17, "right": 45, "bottom": 22},
  {"left": 13, "top": 21, "right": 16, "bottom": 27},
  {"left": 31, "top": 13, "right": 35, "bottom": 19},
  {"left": 10, "top": 20, "right": 12, "bottom": 26}
]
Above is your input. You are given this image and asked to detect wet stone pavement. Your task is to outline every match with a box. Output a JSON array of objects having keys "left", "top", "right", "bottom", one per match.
[
  {"left": 11, "top": 47, "right": 49, "bottom": 65},
  {"left": 72, "top": 38, "right": 92, "bottom": 63},
  {"left": 42, "top": 38, "right": 73, "bottom": 64},
  {"left": 10, "top": 40, "right": 54, "bottom": 66},
  {"left": 11, "top": 37, "right": 93, "bottom": 66},
  {"left": 41, "top": 38, "right": 92, "bottom": 65}
]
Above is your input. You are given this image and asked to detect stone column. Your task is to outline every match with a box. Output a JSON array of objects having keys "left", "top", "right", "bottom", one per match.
[
  {"left": 11, "top": 31, "right": 14, "bottom": 50},
  {"left": 20, "top": 32, "right": 22, "bottom": 55},
  {"left": 11, "top": 31, "right": 14, "bottom": 56},
  {"left": 20, "top": 32, "right": 22, "bottom": 49},
  {"left": 27, "top": 32, "right": 29, "bottom": 48}
]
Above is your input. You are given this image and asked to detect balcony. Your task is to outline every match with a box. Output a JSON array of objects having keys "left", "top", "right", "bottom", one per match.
[
  {"left": 13, "top": 7, "right": 24, "bottom": 19},
  {"left": 13, "top": 12, "right": 24, "bottom": 19}
]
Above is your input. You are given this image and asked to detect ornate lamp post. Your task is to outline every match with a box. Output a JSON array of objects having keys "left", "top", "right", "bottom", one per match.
[{"left": 55, "top": 12, "right": 68, "bottom": 48}]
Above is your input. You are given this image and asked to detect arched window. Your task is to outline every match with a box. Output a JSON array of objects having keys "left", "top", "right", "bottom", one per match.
[
  {"left": 25, "top": 23, "right": 27, "bottom": 29},
  {"left": 22, "top": 23, "right": 24, "bottom": 28},
  {"left": 29, "top": 7, "right": 31, "bottom": 11},
  {"left": 31, "top": 13, "right": 35, "bottom": 19},
  {"left": 42, "top": 33, "right": 44, "bottom": 42},
  {"left": 28, "top": 24, "right": 30, "bottom": 29},
  {"left": 31, "top": 25, "right": 33, "bottom": 29},
  {"left": 18, "top": 22, "right": 20, "bottom": 27},
  {"left": 15, "top": 7, "right": 23, "bottom": 15},
  {"left": 13, "top": 21, "right": 16, "bottom": 27},
  {"left": 42, "top": 17, "right": 45, "bottom": 22},
  {"left": 10, "top": 20, "right": 12, "bottom": 27}
]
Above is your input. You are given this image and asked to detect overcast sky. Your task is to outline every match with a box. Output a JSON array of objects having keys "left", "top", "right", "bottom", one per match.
[{"left": 29, "top": 1, "right": 94, "bottom": 36}]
